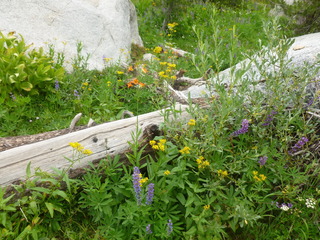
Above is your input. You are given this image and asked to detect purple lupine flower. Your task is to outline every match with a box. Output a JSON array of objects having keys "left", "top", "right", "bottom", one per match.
[
  {"left": 258, "top": 156, "right": 268, "bottom": 166},
  {"left": 145, "top": 183, "right": 155, "bottom": 205},
  {"left": 55, "top": 80, "right": 60, "bottom": 90},
  {"left": 132, "top": 166, "right": 142, "bottom": 205},
  {"left": 9, "top": 92, "right": 16, "bottom": 101},
  {"left": 167, "top": 219, "right": 173, "bottom": 235},
  {"left": 289, "top": 137, "right": 309, "bottom": 155},
  {"left": 146, "top": 224, "right": 152, "bottom": 234},
  {"left": 262, "top": 110, "right": 277, "bottom": 126},
  {"left": 230, "top": 119, "right": 249, "bottom": 137},
  {"left": 74, "top": 90, "right": 80, "bottom": 98}
]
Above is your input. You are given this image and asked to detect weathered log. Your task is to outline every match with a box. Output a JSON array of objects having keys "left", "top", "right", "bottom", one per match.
[{"left": 0, "top": 104, "right": 190, "bottom": 186}]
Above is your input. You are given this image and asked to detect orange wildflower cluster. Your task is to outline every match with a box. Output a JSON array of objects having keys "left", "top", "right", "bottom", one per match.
[{"left": 127, "top": 78, "right": 146, "bottom": 88}]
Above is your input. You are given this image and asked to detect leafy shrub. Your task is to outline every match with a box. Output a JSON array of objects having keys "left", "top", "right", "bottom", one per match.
[{"left": 0, "top": 31, "right": 65, "bottom": 98}]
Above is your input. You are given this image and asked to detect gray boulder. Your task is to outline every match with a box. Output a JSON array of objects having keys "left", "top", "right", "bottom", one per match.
[
  {"left": 183, "top": 32, "right": 320, "bottom": 99},
  {"left": 0, "top": 0, "right": 143, "bottom": 70}
]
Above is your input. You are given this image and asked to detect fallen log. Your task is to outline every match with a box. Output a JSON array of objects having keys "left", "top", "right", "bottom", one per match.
[{"left": 0, "top": 104, "right": 190, "bottom": 186}]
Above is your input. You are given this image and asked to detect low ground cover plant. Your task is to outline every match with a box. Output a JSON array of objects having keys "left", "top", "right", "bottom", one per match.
[{"left": 0, "top": 0, "right": 319, "bottom": 239}]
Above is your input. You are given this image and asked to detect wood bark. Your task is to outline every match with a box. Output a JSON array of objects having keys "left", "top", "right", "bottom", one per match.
[{"left": 0, "top": 104, "right": 190, "bottom": 186}]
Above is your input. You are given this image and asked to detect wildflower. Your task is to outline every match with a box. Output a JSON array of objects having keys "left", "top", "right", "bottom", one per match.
[
  {"left": 188, "top": 119, "right": 196, "bottom": 126},
  {"left": 179, "top": 146, "right": 191, "bottom": 154},
  {"left": 82, "top": 149, "right": 93, "bottom": 155},
  {"left": 217, "top": 169, "right": 228, "bottom": 178},
  {"left": 262, "top": 110, "right": 277, "bottom": 126},
  {"left": 55, "top": 80, "right": 60, "bottom": 90},
  {"left": 140, "top": 177, "right": 149, "bottom": 185},
  {"left": 153, "top": 46, "right": 163, "bottom": 54},
  {"left": 167, "top": 22, "right": 178, "bottom": 29},
  {"left": 305, "top": 198, "right": 316, "bottom": 209},
  {"left": 128, "top": 65, "right": 134, "bottom": 72},
  {"left": 276, "top": 202, "right": 293, "bottom": 211},
  {"left": 146, "top": 183, "right": 155, "bottom": 205},
  {"left": 164, "top": 170, "right": 171, "bottom": 175},
  {"left": 196, "top": 156, "right": 210, "bottom": 169},
  {"left": 116, "top": 71, "right": 124, "bottom": 75},
  {"left": 167, "top": 219, "right": 173, "bottom": 235},
  {"left": 160, "top": 61, "right": 167, "bottom": 65},
  {"left": 171, "top": 75, "right": 177, "bottom": 80},
  {"left": 107, "top": 81, "right": 111, "bottom": 87},
  {"left": 73, "top": 90, "right": 80, "bottom": 98},
  {"left": 132, "top": 167, "right": 142, "bottom": 205},
  {"left": 82, "top": 82, "right": 89, "bottom": 86},
  {"left": 258, "top": 156, "right": 268, "bottom": 167},
  {"left": 149, "top": 140, "right": 156, "bottom": 146},
  {"left": 141, "top": 67, "right": 148, "bottom": 73},
  {"left": 69, "top": 142, "right": 84, "bottom": 151},
  {"left": 103, "top": 57, "right": 112, "bottom": 62},
  {"left": 9, "top": 92, "right": 16, "bottom": 101},
  {"left": 230, "top": 119, "right": 249, "bottom": 137},
  {"left": 138, "top": 82, "right": 146, "bottom": 88},
  {"left": 146, "top": 224, "right": 152, "bottom": 234},
  {"left": 289, "top": 137, "right": 309, "bottom": 155},
  {"left": 203, "top": 204, "right": 210, "bottom": 210},
  {"left": 252, "top": 171, "right": 267, "bottom": 182},
  {"left": 167, "top": 63, "right": 176, "bottom": 68}
]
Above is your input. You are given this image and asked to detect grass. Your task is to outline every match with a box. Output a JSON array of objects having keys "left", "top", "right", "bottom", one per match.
[{"left": 0, "top": 0, "right": 319, "bottom": 239}]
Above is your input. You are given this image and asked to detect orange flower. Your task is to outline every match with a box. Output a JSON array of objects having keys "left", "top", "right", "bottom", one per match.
[
  {"left": 128, "top": 65, "right": 134, "bottom": 72},
  {"left": 127, "top": 82, "right": 133, "bottom": 88},
  {"left": 138, "top": 82, "right": 146, "bottom": 87},
  {"left": 141, "top": 67, "right": 148, "bottom": 73},
  {"left": 132, "top": 78, "right": 139, "bottom": 84}
]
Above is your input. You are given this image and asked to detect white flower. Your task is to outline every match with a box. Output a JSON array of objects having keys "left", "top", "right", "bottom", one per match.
[
  {"left": 305, "top": 198, "right": 316, "bottom": 209},
  {"left": 280, "top": 205, "right": 289, "bottom": 211}
]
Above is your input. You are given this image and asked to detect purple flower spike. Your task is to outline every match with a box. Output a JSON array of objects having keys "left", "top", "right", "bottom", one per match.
[
  {"left": 289, "top": 137, "right": 309, "bottom": 155},
  {"left": 167, "top": 219, "right": 173, "bottom": 235},
  {"left": 55, "top": 80, "right": 60, "bottom": 90},
  {"left": 231, "top": 119, "right": 249, "bottom": 137},
  {"left": 146, "top": 224, "right": 152, "bottom": 234},
  {"left": 132, "top": 167, "right": 142, "bottom": 205},
  {"left": 146, "top": 183, "right": 155, "bottom": 205},
  {"left": 258, "top": 156, "right": 268, "bottom": 166},
  {"left": 262, "top": 110, "right": 277, "bottom": 126}
]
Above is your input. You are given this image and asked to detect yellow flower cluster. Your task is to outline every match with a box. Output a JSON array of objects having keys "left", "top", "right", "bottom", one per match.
[
  {"left": 203, "top": 204, "right": 210, "bottom": 210},
  {"left": 188, "top": 119, "right": 196, "bottom": 126},
  {"left": 153, "top": 46, "right": 163, "bottom": 54},
  {"left": 69, "top": 142, "right": 93, "bottom": 155},
  {"left": 196, "top": 156, "right": 210, "bottom": 169},
  {"left": 179, "top": 146, "right": 191, "bottom": 154},
  {"left": 167, "top": 22, "right": 178, "bottom": 37},
  {"left": 252, "top": 171, "right": 267, "bottom": 182},
  {"left": 164, "top": 170, "right": 171, "bottom": 175},
  {"left": 149, "top": 139, "right": 167, "bottom": 151},
  {"left": 217, "top": 169, "right": 228, "bottom": 178},
  {"left": 158, "top": 61, "right": 177, "bottom": 79},
  {"left": 116, "top": 71, "right": 124, "bottom": 75},
  {"left": 139, "top": 175, "right": 149, "bottom": 186}
]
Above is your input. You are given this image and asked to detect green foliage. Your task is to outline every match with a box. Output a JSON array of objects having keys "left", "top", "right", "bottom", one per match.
[{"left": 0, "top": 32, "right": 65, "bottom": 98}]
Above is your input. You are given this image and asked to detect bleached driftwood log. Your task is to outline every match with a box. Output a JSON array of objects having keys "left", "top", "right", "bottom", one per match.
[{"left": 0, "top": 104, "right": 190, "bottom": 186}]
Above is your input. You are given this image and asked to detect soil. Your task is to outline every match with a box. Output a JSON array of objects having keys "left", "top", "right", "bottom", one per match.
[{"left": 0, "top": 126, "right": 87, "bottom": 152}]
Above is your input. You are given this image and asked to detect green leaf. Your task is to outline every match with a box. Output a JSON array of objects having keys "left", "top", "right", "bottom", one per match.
[
  {"left": 45, "top": 202, "right": 54, "bottom": 218},
  {"left": 26, "top": 162, "right": 31, "bottom": 178},
  {"left": 52, "top": 190, "right": 70, "bottom": 203},
  {"left": 20, "top": 81, "right": 33, "bottom": 91}
]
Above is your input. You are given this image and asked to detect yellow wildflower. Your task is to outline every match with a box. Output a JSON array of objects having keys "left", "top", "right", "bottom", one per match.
[
  {"left": 171, "top": 75, "right": 177, "bottom": 80},
  {"left": 188, "top": 119, "right": 196, "bottom": 126},
  {"left": 69, "top": 142, "right": 84, "bottom": 151},
  {"left": 164, "top": 170, "right": 171, "bottom": 176},
  {"left": 139, "top": 177, "right": 148, "bottom": 186},
  {"left": 179, "top": 146, "right": 191, "bottom": 154},
  {"left": 203, "top": 204, "right": 210, "bottom": 210},
  {"left": 82, "top": 149, "right": 93, "bottom": 155},
  {"left": 167, "top": 63, "right": 176, "bottom": 68},
  {"left": 82, "top": 82, "right": 89, "bottom": 86},
  {"left": 160, "top": 62, "right": 167, "bottom": 65},
  {"left": 153, "top": 46, "right": 163, "bottom": 54},
  {"left": 116, "top": 71, "right": 124, "bottom": 75},
  {"left": 159, "top": 139, "right": 167, "bottom": 144},
  {"left": 217, "top": 169, "right": 228, "bottom": 178},
  {"left": 149, "top": 140, "right": 156, "bottom": 146}
]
